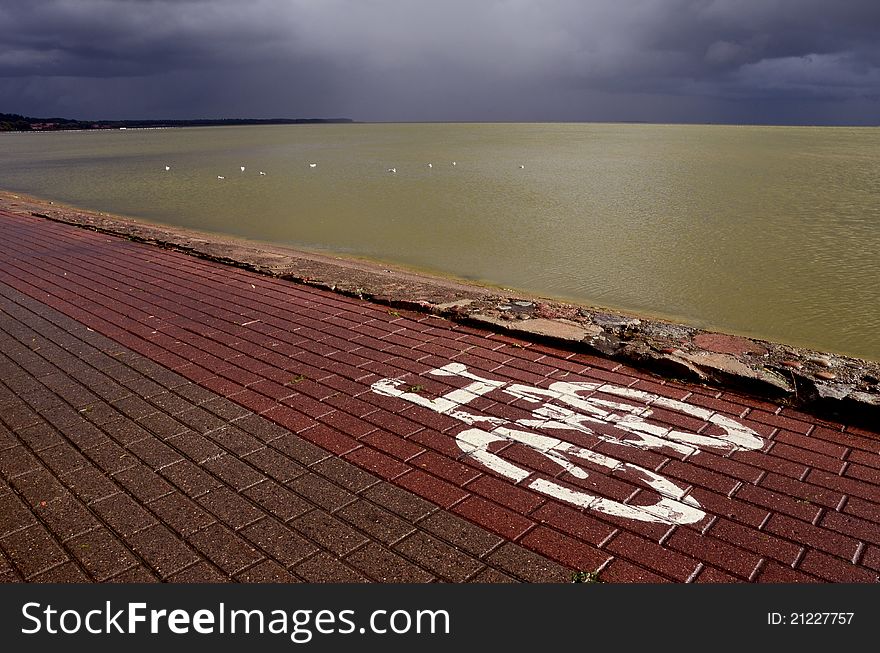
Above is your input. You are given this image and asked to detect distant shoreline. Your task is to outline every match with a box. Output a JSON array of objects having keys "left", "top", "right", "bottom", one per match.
[{"left": 0, "top": 114, "right": 355, "bottom": 132}]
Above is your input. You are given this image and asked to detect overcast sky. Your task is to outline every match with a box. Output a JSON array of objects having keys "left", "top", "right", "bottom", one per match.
[{"left": 1, "top": 0, "right": 878, "bottom": 124}]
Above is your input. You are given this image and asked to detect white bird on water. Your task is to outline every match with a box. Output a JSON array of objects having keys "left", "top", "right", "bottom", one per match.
[
  {"left": 387, "top": 167, "right": 397, "bottom": 173},
  {"left": 519, "top": 164, "right": 525, "bottom": 169},
  {"left": 240, "top": 166, "right": 246, "bottom": 172},
  {"left": 217, "top": 175, "right": 225, "bottom": 179},
  {"left": 427, "top": 163, "right": 432, "bottom": 168},
  {"left": 452, "top": 161, "right": 456, "bottom": 166},
  {"left": 164, "top": 165, "right": 170, "bottom": 171},
  {"left": 259, "top": 171, "right": 266, "bottom": 175},
  {"left": 309, "top": 163, "right": 317, "bottom": 168}
]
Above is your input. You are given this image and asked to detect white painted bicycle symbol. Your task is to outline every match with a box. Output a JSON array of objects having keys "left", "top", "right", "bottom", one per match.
[{"left": 371, "top": 363, "right": 763, "bottom": 525}]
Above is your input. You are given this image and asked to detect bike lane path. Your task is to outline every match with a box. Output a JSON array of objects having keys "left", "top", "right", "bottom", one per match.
[{"left": 1, "top": 211, "right": 878, "bottom": 583}]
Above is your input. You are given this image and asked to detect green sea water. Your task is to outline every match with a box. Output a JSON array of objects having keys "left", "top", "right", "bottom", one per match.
[{"left": 2, "top": 122, "right": 878, "bottom": 360}]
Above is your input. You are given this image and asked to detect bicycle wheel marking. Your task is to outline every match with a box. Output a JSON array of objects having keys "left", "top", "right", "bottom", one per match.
[{"left": 372, "top": 363, "right": 763, "bottom": 525}]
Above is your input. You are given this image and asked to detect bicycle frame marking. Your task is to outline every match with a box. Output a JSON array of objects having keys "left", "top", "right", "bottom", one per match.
[{"left": 371, "top": 363, "right": 763, "bottom": 525}]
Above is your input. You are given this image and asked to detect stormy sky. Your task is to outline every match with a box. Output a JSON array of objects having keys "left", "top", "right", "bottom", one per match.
[{"left": 1, "top": 0, "right": 879, "bottom": 124}]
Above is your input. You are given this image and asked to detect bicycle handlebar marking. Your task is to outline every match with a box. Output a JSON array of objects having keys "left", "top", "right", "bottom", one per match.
[{"left": 371, "top": 363, "right": 763, "bottom": 525}]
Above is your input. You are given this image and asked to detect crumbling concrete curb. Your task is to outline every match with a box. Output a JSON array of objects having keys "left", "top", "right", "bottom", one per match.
[{"left": 2, "top": 190, "right": 877, "bottom": 427}]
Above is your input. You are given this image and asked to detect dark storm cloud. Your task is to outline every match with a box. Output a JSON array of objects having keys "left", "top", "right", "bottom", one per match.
[{"left": 1, "top": 0, "right": 878, "bottom": 123}]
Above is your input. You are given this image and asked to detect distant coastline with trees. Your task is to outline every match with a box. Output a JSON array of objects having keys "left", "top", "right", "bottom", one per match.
[{"left": 0, "top": 113, "right": 354, "bottom": 132}]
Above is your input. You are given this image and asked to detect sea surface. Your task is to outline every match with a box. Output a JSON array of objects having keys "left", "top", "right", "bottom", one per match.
[{"left": 2, "top": 123, "right": 878, "bottom": 360}]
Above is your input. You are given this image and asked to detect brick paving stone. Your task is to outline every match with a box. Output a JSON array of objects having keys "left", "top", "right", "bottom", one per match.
[
  {"left": 807, "top": 469, "right": 878, "bottom": 503},
  {"left": 16, "top": 423, "right": 65, "bottom": 453},
  {"left": 66, "top": 528, "right": 140, "bottom": 581},
  {"left": 394, "top": 531, "right": 484, "bottom": 582},
  {"left": 235, "top": 412, "right": 296, "bottom": 442},
  {"left": 167, "top": 561, "right": 228, "bottom": 583},
  {"left": 3, "top": 212, "right": 880, "bottom": 583},
  {"left": 187, "top": 523, "right": 265, "bottom": 576},
  {"left": 60, "top": 466, "right": 120, "bottom": 504},
  {"left": 0, "top": 524, "right": 69, "bottom": 579},
  {"left": 126, "top": 437, "right": 185, "bottom": 469},
  {"left": 196, "top": 487, "right": 265, "bottom": 530},
  {"left": 411, "top": 451, "right": 482, "bottom": 486},
  {"left": 235, "top": 559, "right": 300, "bottom": 583},
  {"left": 466, "top": 474, "right": 546, "bottom": 514},
  {"left": 37, "top": 442, "right": 89, "bottom": 476},
  {"left": 600, "top": 558, "right": 669, "bottom": 583},
  {"left": 693, "top": 566, "right": 740, "bottom": 583},
  {"left": 30, "top": 561, "right": 90, "bottom": 583},
  {"left": 0, "top": 492, "right": 38, "bottom": 538},
  {"left": 735, "top": 484, "right": 823, "bottom": 523},
  {"left": 291, "top": 510, "right": 368, "bottom": 556},
  {"left": 137, "top": 412, "right": 189, "bottom": 440},
  {"left": 820, "top": 510, "right": 880, "bottom": 547},
  {"left": 687, "top": 488, "right": 770, "bottom": 529},
  {"left": 843, "top": 497, "right": 880, "bottom": 525},
  {"left": 242, "top": 480, "right": 312, "bottom": 522},
  {"left": 270, "top": 432, "right": 330, "bottom": 466},
  {"left": 243, "top": 448, "right": 306, "bottom": 484},
  {"left": 345, "top": 542, "right": 435, "bottom": 582},
  {"left": 241, "top": 517, "right": 319, "bottom": 567},
  {"left": 127, "top": 524, "right": 201, "bottom": 578},
  {"left": 758, "top": 473, "right": 844, "bottom": 510},
  {"left": 798, "top": 549, "right": 879, "bottom": 583},
  {"left": 0, "top": 445, "right": 42, "bottom": 479},
  {"left": 471, "top": 567, "right": 517, "bottom": 583},
  {"left": 159, "top": 459, "right": 223, "bottom": 498},
  {"left": 756, "top": 561, "right": 820, "bottom": 583},
  {"left": 294, "top": 552, "right": 370, "bottom": 583},
  {"left": 486, "top": 542, "right": 571, "bottom": 583},
  {"left": 148, "top": 391, "right": 195, "bottom": 416},
  {"left": 11, "top": 468, "right": 67, "bottom": 507},
  {"left": 113, "top": 464, "right": 175, "bottom": 503},
  {"left": 312, "top": 456, "right": 381, "bottom": 493},
  {"left": 336, "top": 499, "right": 415, "bottom": 545},
  {"left": 710, "top": 518, "right": 803, "bottom": 566},
  {"left": 417, "top": 511, "right": 504, "bottom": 557},
  {"left": 287, "top": 472, "right": 357, "bottom": 512},
  {"left": 148, "top": 492, "right": 216, "bottom": 537},
  {"left": 202, "top": 455, "right": 265, "bottom": 491},
  {"left": 606, "top": 532, "right": 701, "bottom": 582},
  {"left": 362, "top": 482, "right": 437, "bottom": 522},
  {"left": 666, "top": 528, "right": 762, "bottom": 580},
  {"left": 84, "top": 439, "right": 139, "bottom": 475},
  {"left": 845, "top": 463, "right": 880, "bottom": 486},
  {"left": 861, "top": 545, "right": 880, "bottom": 572},
  {"left": 107, "top": 566, "right": 161, "bottom": 583},
  {"left": 37, "top": 493, "right": 102, "bottom": 541},
  {"left": 103, "top": 420, "right": 154, "bottom": 446},
  {"left": 397, "top": 470, "right": 469, "bottom": 509},
  {"left": 847, "top": 449, "right": 880, "bottom": 471},
  {"left": 206, "top": 425, "right": 264, "bottom": 457},
  {"left": 764, "top": 513, "right": 860, "bottom": 561},
  {"left": 164, "top": 431, "right": 225, "bottom": 463},
  {"left": 453, "top": 496, "right": 534, "bottom": 541},
  {"left": 520, "top": 526, "right": 611, "bottom": 571}
]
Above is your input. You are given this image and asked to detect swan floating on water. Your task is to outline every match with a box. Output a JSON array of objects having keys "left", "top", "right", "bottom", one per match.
[
  {"left": 519, "top": 164, "right": 525, "bottom": 169},
  {"left": 259, "top": 171, "right": 266, "bottom": 175},
  {"left": 309, "top": 163, "right": 317, "bottom": 168},
  {"left": 240, "top": 166, "right": 246, "bottom": 172},
  {"left": 452, "top": 161, "right": 456, "bottom": 166},
  {"left": 164, "top": 165, "right": 170, "bottom": 171},
  {"left": 387, "top": 167, "right": 397, "bottom": 173},
  {"left": 427, "top": 163, "right": 432, "bottom": 168},
  {"left": 217, "top": 175, "right": 225, "bottom": 179}
]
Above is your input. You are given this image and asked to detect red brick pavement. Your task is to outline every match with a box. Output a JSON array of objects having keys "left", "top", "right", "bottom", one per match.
[{"left": 0, "top": 210, "right": 878, "bottom": 583}]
